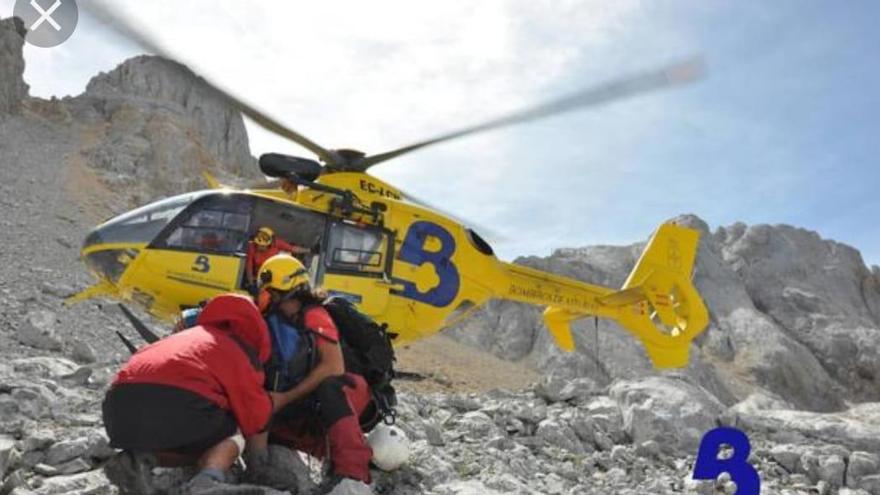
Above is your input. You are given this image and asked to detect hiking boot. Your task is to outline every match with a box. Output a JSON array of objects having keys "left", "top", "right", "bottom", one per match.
[
  {"left": 314, "top": 474, "right": 372, "bottom": 495},
  {"left": 103, "top": 451, "right": 157, "bottom": 495}
]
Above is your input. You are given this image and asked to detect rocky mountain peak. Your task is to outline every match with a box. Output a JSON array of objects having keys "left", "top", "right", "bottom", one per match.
[
  {"left": 669, "top": 213, "right": 711, "bottom": 235},
  {"left": 83, "top": 54, "right": 254, "bottom": 173},
  {"left": 0, "top": 17, "right": 29, "bottom": 114}
]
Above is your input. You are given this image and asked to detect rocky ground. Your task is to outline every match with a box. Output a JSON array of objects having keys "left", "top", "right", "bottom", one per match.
[{"left": 2, "top": 15, "right": 880, "bottom": 495}]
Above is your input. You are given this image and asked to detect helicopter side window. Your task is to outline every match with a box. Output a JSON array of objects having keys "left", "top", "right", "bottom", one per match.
[
  {"left": 84, "top": 192, "right": 204, "bottom": 249},
  {"left": 325, "top": 222, "right": 389, "bottom": 276},
  {"left": 157, "top": 194, "right": 253, "bottom": 254}
]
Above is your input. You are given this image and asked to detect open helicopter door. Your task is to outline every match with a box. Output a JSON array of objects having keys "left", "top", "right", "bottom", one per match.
[
  {"left": 248, "top": 196, "right": 326, "bottom": 282},
  {"left": 319, "top": 220, "right": 394, "bottom": 318}
]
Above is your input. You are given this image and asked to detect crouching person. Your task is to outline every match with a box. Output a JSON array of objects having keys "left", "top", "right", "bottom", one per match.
[
  {"left": 102, "top": 294, "right": 274, "bottom": 494},
  {"left": 249, "top": 255, "right": 373, "bottom": 495}
]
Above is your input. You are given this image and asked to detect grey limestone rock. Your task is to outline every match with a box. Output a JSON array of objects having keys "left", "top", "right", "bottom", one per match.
[
  {"left": 31, "top": 469, "right": 115, "bottom": 495},
  {"left": 0, "top": 17, "right": 28, "bottom": 114},
  {"left": 817, "top": 454, "right": 846, "bottom": 488},
  {"left": 859, "top": 476, "right": 880, "bottom": 495},
  {"left": 45, "top": 438, "right": 90, "bottom": 466},
  {"left": 83, "top": 55, "right": 255, "bottom": 175},
  {"left": 609, "top": 376, "right": 725, "bottom": 454},
  {"left": 70, "top": 341, "right": 98, "bottom": 364},
  {"left": 535, "top": 373, "right": 600, "bottom": 403},
  {"left": 12, "top": 357, "right": 78, "bottom": 379},
  {"left": 769, "top": 444, "right": 803, "bottom": 474},
  {"left": 535, "top": 419, "right": 585, "bottom": 455},
  {"left": 1, "top": 435, "right": 21, "bottom": 479},
  {"left": 849, "top": 452, "right": 880, "bottom": 488},
  {"left": 16, "top": 311, "right": 63, "bottom": 352}
]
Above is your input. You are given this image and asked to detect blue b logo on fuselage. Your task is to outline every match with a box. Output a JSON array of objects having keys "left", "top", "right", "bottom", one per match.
[{"left": 394, "top": 221, "right": 460, "bottom": 307}]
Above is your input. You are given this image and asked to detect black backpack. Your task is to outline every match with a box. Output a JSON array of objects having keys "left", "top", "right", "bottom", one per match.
[{"left": 322, "top": 296, "right": 399, "bottom": 430}]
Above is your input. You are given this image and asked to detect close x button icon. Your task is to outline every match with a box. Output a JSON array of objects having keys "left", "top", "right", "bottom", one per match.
[
  {"left": 30, "top": 0, "right": 63, "bottom": 31},
  {"left": 13, "top": 0, "right": 78, "bottom": 48}
]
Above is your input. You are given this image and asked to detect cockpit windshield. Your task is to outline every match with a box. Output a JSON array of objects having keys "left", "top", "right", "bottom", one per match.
[{"left": 83, "top": 191, "right": 208, "bottom": 249}]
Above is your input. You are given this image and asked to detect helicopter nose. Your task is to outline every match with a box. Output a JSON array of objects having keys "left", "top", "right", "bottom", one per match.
[{"left": 81, "top": 227, "right": 140, "bottom": 283}]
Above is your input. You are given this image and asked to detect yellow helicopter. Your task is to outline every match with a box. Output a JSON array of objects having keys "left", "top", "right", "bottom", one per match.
[{"left": 69, "top": 4, "right": 710, "bottom": 368}]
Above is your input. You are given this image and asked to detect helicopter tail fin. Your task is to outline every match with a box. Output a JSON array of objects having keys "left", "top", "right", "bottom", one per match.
[
  {"left": 605, "top": 221, "right": 708, "bottom": 367},
  {"left": 537, "top": 222, "right": 709, "bottom": 368}
]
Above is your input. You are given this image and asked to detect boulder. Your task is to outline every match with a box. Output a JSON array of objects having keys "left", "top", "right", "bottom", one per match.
[
  {"left": 1, "top": 435, "right": 20, "bottom": 479},
  {"left": 20, "top": 430, "right": 56, "bottom": 453},
  {"left": 45, "top": 438, "right": 89, "bottom": 466},
  {"left": 609, "top": 376, "right": 725, "bottom": 454},
  {"left": 849, "top": 452, "right": 880, "bottom": 488},
  {"left": 70, "top": 341, "right": 97, "bottom": 364},
  {"left": 535, "top": 419, "right": 585, "bottom": 455},
  {"left": 456, "top": 411, "right": 498, "bottom": 438},
  {"left": 12, "top": 357, "right": 78, "bottom": 378},
  {"left": 818, "top": 454, "right": 846, "bottom": 488},
  {"left": 769, "top": 444, "right": 802, "bottom": 473},
  {"left": 858, "top": 475, "right": 880, "bottom": 495},
  {"left": 16, "top": 311, "right": 63, "bottom": 352},
  {"left": 31, "top": 469, "right": 112, "bottom": 495},
  {"left": 535, "top": 374, "right": 599, "bottom": 403},
  {"left": 6, "top": 384, "right": 56, "bottom": 419}
]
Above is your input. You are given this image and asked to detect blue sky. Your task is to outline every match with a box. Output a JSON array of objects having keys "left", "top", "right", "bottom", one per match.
[{"left": 2, "top": 1, "right": 877, "bottom": 266}]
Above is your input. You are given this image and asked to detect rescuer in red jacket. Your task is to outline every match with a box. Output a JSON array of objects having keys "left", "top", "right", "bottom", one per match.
[
  {"left": 102, "top": 294, "right": 274, "bottom": 492},
  {"left": 245, "top": 227, "right": 312, "bottom": 290}
]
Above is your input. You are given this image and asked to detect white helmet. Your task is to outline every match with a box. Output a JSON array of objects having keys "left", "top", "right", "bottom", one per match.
[{"left": 368, "top": 424, "right": 411, "bottom": 471}]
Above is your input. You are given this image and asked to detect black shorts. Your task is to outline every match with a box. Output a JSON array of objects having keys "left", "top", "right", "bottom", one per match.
[{"left": 102, "top": 383, "right": 237, "bottom": 455}]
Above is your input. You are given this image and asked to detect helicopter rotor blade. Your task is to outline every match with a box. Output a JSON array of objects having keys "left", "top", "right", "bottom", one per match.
[
  {"left": 81, "top": 1, "right": 339, "bottom": 167},
  {"left": 357, "top": 57, "right": 705, "bottom": 171}
]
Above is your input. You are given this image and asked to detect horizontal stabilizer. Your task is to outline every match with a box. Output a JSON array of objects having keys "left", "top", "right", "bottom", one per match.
[{"left": 542, "top": 307, "right": 576, "bottom": 352}]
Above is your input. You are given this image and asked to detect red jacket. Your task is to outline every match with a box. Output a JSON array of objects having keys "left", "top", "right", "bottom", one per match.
[
  {"left": 113, "top": 294, "right": 273, "bottom": 437},
  {"left": 303, "top": 305, "right": 340, "bottom": 343},
  {"left": 246, "top": 239, "right": 299, "bottom": 279}
]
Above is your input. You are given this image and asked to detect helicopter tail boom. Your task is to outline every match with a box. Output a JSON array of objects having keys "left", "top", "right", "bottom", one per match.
[{"left": 497, "top": 222, "right": 708, "bottom": 368}]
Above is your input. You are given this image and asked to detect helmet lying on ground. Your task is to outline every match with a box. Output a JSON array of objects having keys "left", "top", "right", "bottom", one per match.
[{"left": 368, "top": 424, "right": 410, "bottom": 471}]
